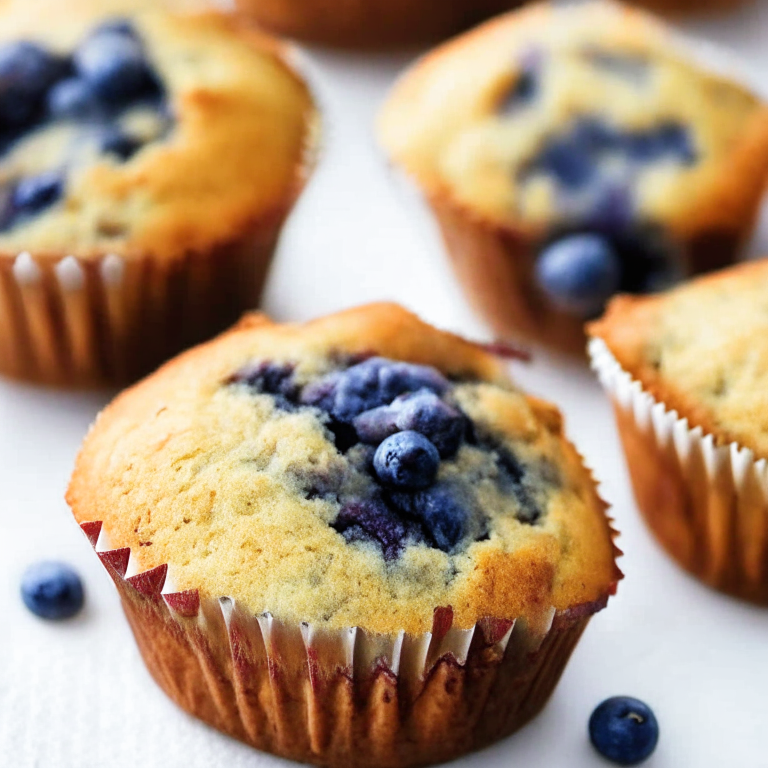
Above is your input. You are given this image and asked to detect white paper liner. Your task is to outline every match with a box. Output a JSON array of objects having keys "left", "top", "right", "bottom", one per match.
[{"left": 590, "top": 336, "right": 768, "bottom": 600}]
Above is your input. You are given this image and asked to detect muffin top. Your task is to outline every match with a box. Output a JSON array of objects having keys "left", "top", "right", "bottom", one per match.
[
  {"left": 68, "top": 304, "right": 619, "bottom": 635},
  {"left": 0, "top": 4, "right": 316, "bottom": 260},
  {"left": 378, "top": 1, "right": 767, "bottom": 238},
  {"left": 590, "top": 260, "right": 768, "bottom": 461}
]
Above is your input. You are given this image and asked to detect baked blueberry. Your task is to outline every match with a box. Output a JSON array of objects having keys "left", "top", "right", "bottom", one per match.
[
  {"left": 99, "top": 127, "right": 142, "bottom": 160},
  {"left": 535, "top": 233, "right": 621, "bottom": 317},
  {"left": 47, "top": 77, "right": 101, "bottom": 119},
  {"left": 331, "top": 499, "right": 420, "bottom": 560},
  {"left": 0, "top": 41, "right": 67, "bottom": 127},
  {"left": 21, "top": 560, "right": 85, "bottom": 620},
  {"left": 12, "top": 171, "right": 64, "bottom": 217},
  {"left": 395, "top": 390, "right": 464, "bottom": 458},
  {"left": 390, "top": 483, "right": 467, "bottom": 551},
  {"left": 589, "top": 696, "right": 659, "bottom": 765},
  {"left": 327, "top": 357, "right": 449, "bottom": 423},
  {"left": 353, "top": 404, "right": 400, "bottom": 444},
  {"left": 74, "top": 31, "right": 151, "bottom": 103},
  {"left": 373, "top": 430, "right": 440, "bottom": 489}
]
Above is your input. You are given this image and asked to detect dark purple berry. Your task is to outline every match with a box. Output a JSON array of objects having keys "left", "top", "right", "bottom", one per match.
[
  {"left": 12, "top": 171, "right": 64, "bottom": 217},
  {"left": 353, "top": 405, "right": 400, "bottom": 444},
  {"left": 589, "top": 696, "right": 659, "bottom": 765},
  {"left": 0, "top": 41, "right": 68, "bottom": 127},
  {"left": 21, "top": 561, "right": 85, "bottom": 620},
  {"left": 395, "top": 390, "right": 464, "bottom": 458},
  {"left": 373, "top": 431, "right": 440, "bottom": 489},
  {"left": 332, "top": 499, "right": 420, "bottom": 560},
  {"left": 390, "top": 484, "right": 467, "bottom": 552}
]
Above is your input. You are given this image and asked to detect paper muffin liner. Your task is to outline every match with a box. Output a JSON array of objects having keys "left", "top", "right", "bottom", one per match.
[
  {"left": 590, "top": 337, "right": 768, "bottom": 604},
  {"left": 0, "top": 224, "right": 285, "bottom": 387},
  {"left": 78, "top": 518, "right": 607, "bottom": 768}
]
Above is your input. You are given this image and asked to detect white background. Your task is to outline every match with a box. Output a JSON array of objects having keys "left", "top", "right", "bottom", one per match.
[{"left": 2, "top": 3, "right": 768, "bottom": 766}]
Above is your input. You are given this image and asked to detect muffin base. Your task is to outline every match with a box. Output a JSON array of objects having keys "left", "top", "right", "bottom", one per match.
[
  {"left": 431, "top": 194, "right": 745, "bottom": 356},
  {"left": 590, "top": 337, "right": 768, "bottom": 604},
  {"left": 233, "top": 0, "right": 523, "bottom": 48},
  {"left": 0, "top": 222, "right": 282, "bottom": 387},
  {"left": 80, "top": 518, "right": 605, "bottom": 768}
]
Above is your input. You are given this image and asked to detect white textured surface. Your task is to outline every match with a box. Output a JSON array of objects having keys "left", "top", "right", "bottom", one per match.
[{"left": 2, "top": 3, "right": 768, "bottom": 766}]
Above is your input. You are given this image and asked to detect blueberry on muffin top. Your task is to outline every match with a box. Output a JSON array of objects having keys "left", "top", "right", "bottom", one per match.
[
  {"left": 68, "top": 305, "right": 620, "bottom": 634},
  {"left": 379, "top": 1, "right": 768, "bottom": 316},
  {"left": 0, "top": 5, "right": 316, "bottom": 258}
]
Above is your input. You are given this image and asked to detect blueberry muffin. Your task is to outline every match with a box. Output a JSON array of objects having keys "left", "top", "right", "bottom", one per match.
[
  {"left": 590, "top": 259, "right": 768, "bottom": 603},
  {"left": 68, "top": 303, "right": 620, "bottom": 768},
  {"left": 0, "top": 4, "right": 317, "bottom": 386},
  {"left": 378, "top": 1, "right": 768, "bottom": 354},
  {"left": 230, "top": 0, "right": 522, "bottom": 48}
]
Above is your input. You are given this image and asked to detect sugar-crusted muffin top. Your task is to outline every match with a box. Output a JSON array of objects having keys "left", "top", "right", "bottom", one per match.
[
  {"left": 590, "top": 260, "right": 768, "bottom": 461},
  {"left": 378, "top": 1, "right": 767, "bottom": 237},
  {"left": 67, "top": 304, "right": 619, "bottom": 634},
  {"left": 0, "top": 4, "right": 316, "bottom": 259}
]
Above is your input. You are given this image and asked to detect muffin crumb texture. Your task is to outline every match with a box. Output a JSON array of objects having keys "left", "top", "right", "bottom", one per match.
[{"left": 69, "top": 304, "right": 619, "bottom": 634}]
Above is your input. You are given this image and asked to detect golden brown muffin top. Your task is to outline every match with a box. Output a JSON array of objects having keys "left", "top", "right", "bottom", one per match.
[
  {"left": 68, "top": 305, "right": 620, "bottom": 634},
  {"left": 0, "top": 4, "right": 316, "bottom": 260},
  {"left": 590, "top": 259, "right": 768, "bottom": 460},
  {"left": 378, "top": 1, "right": 768, "bottom": 239}
]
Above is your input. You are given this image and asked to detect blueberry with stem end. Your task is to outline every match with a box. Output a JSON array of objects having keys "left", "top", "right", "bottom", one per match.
[
  {"left": 589, "top": 696, "right": 659, "bottom": 765},
  {"left": 21, "top": 561, "right": 85, "bottom": 620},
  {"left": 535, "top": 233, "right": 621, "bottom": 317},
  {"left": 374, "top": 431, "right": 440, "bottom": 489}
]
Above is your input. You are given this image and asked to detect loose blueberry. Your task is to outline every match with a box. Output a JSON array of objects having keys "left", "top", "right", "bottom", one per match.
[
  {"left": 0, "top": 41, "right": 68, "bottom": 127},
  {"left": 12, "top": 171, "right": 64, "bottom": 217},
  {"left": 535, "top": 233, "right": 621, "bottom": 317},
  {"left": 99, "top": 127, "right": 142, "bottom": 160},
  {"left": 330, "top": 358, "right": 448, "bottom": 423},
  {"left": 390, "top": 483, "right": 467, "bottom": 551},
  {"left": 374, "top": 431, "right": 440, "bottom": 489},
  {"left": 332, "top": 499, "right": 421, "bottom": 560},
  {"left": 74, "top": 32, "right": 151, "bottom": 103},
  {"left": 47, "top": 77, "right": 101, "bottom": 119},
  {"left": 353, "top": 404, "right": 400, "bottom": 444},
  {"left": 395, "top": 390, "right": 464, "bottom": 458},
  {"left": 21, "top": 561, "right": 84, "bottom": 620},
  {"left": 589, "top": 696, "right": 659, "bottom": 765}
]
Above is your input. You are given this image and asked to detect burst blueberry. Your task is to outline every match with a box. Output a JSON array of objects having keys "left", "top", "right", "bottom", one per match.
[
  {"left": 374, "top": 431, "right": 440, "bottom": 489},
  {"left": 390, "top": 484, "right": 467, "bottom": 551},
  {"left": 535, "top": 233, "right": 621, "bottom": 317},
  {"left": 353, "top": 404, "right": 400, "bottom": 444},
  {"left": 331, "top": 499, "right": 420, "bottom": 560},
  {"left": 74, "top": 31, "right": 151, "bottom": 103},
  {"left": 395, "top": 390, "right": 464, "bottom": 458},
  {"left": 21, "top": 561, "right": 85, "bottom": 620},
  {"left": 589, "top": 697, "right": 659, "bottom": 765},
  {"left": 12, "top": 171, "right": 64, "bottom": 217},
  {"left": 0, "top": 41, "right": 67, "bottom": 127}
]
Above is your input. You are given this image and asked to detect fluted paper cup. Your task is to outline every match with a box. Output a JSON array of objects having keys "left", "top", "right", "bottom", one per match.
[
  {"left": 590, "top": 336, "right": 768, "bottom": 604},
  {"left": 79, "top": 517, "right": 608, "bottom": 767}
]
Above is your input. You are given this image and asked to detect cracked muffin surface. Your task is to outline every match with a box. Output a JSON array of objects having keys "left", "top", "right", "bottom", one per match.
[{"left": 68, "top": 304, "right": 619, "bottom": 634}]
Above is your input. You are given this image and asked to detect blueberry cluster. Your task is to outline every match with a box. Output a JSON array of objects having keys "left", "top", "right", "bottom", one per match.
[
  {"left": 0, "top": 18, "right": 168, "bottom": 231},
  {"left": 231, "top": 356, "right": 544, "bottom": 560}
]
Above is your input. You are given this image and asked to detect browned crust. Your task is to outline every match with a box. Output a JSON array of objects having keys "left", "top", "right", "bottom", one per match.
[
  {"left": 588, "top": 258, "right": 768, "bottom": 453},
  {"left": 612, "top": 401, "right": 768, "bottom": 603},
  {"left": 88, "top": 527, "right": 602, "bottom": 767},
  {"left": 67, "top": 304, "right": 621, "bottom": 630},
  {"left": 232, "top": 0, "right": 524, "bottom": 49}
]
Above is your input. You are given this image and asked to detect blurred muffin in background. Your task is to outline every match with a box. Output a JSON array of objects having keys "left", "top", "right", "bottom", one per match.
[
  {"left": 378, "top": 1, "right": 768, "bottom": 354},
  {"left": 0, "top": 2, "right": 317, "bottom": 386}
]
